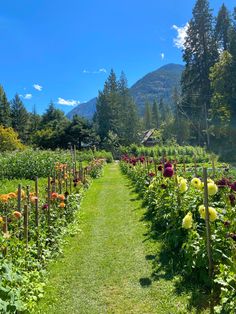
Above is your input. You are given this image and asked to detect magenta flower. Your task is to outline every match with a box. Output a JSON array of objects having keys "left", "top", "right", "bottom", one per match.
[
  {"left": 164, "top": 162, "right": 173, "bottom": 169},
  {"left": 163, "top": 167, "right": 174, "bottom": 177}
]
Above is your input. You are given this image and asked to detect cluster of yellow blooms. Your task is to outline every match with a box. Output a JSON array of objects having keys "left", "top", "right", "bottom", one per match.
[
  {"left": 190, "top": 177, "right": 218, "bottom": 195},
  {"left": 182, "top": 177, "right": 218, "bottom": 229}
]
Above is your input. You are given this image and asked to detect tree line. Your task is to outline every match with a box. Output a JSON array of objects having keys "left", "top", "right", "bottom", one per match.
[
  {"left": 0, "top": 86, "right": 98, "bottom": 150},
  {"left": 179, "top": 0, "right": 236, "bottom": 160}
]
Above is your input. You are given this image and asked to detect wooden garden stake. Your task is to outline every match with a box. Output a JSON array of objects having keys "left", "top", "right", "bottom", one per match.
[
  {"left": 35, "top": 177, "right": 39, "bottom": 246},
  {"left": 47, "top": 176, "right": 51, "bottom": 229},
  {"left": 203, "top": 168, "right": 214, "bottom": 313},
  {"left": 52, "top": 170, "right": 56, "bottom": 193},
  {"left": 17, "top": 184, "right": 22, "bottom": 238},
  {"left": 58, "top": 170, "right": 62, "bottom": 194},
  {"left": 23, "top": 204, "right": 29, "bottom": 248},
  {"left": 183, "top": 160, "right": 186, "bottom": 175},
  {"left": 65, "top": 166, "right": 68, "bottom": 193},
  {"left": 17, "top": 184, "right": 22, "bottom": 212},
  {"left": 212, "top": 158, "right": 215, "bottom": 179},
  {"left": 3, "top": 216, "right": 8, "bottom": 256},
  {"left": 74, "top": 145, "right": 77, "bottom": 175},
  {"left": 194, "top": 156, "right": 197, "bottom": 177},
  {"left": 26, "top": 185, "right": 30, "bottom": 207}
]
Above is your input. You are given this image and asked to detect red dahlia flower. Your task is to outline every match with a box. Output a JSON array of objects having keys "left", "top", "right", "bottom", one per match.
[{"left": 163, "top": 167, "right": 174, "bottom": 177}]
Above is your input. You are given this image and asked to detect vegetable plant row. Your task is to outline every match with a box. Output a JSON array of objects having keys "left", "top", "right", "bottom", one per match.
[
  {"left": 120, "top": 155, "right": 236, "bottom": 313},
  {"left": 0, "top": 157, "right": 106, "bottom": 313}
]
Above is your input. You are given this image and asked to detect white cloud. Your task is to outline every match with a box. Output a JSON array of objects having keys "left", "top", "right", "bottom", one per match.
[
  {"left": 99, "top": 68, "right": 107, "bottom": 73},
  {"left": 83, "top": 68, "right": 107, "bottom": 74},
  {"left": 161, "top": 53, "right": 165, "bottom": 60},
  {"left": 33, "top": 84, "right": 43, "bottom": 91},
  {"left": 172, "top": 23, "right": 189, "bottom": 49},
  {"left": 23, "top": 93, "right": 32, "bottom": 100},
  {"left": 57, "top": 97, "right": 80, "bottom": 106}
]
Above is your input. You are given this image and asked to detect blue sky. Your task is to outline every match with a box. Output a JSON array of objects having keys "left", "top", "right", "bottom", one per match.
[{"left": 0, "top": 0, "right": 235, "bottom": 114}]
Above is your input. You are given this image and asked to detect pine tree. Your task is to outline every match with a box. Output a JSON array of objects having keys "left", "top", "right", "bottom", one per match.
[
  {"left": 96, "top": 69, "right": 120, "bottom": 140},
  {"left": 11, "top": 94, "right": 29, "bottom": 142},
  {"left": 144, "top": 102, "right": 152, "bottom": 130},
  {"left": 28, "top": 106, "right": 42, "bottom": 134},
  {"left": 152, "top": 100, "right": 160, "bottom": 129},
  {"left": 0, "top": 85, "right": 11, "bottom": 127},
  {"left": 118, "top": 72, "right": 139, "bottom": 145},
  {"left": 215, "top": 4, "right": 232, "bottom": 51},
  {"left": 181, "top": 0, "right": 218, "bottom": 146},
  {"left": 228, "top": 7, "right": 236, "bottom": 147},
  {"left": 209, "top": 51, "right": 233, "bottom": 153}
]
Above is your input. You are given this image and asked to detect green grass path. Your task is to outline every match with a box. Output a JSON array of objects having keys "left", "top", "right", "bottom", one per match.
[{"left": 34, "top": 163, "right": 195, "bottom": 314}]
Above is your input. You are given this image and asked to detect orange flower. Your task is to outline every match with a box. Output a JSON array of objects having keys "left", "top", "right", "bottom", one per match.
[
  {"left": 12, "top": 211, "right": 22, "bottom": 219},
  {"left": 7, "top": 192, "right": 17, "bottom": 199},
  {"left": 0, "top": 194, "right": 9, "bottom": 203},
  {"left": 30, "top": 196, "right": 38, "bottom": 203},
  {"left": 51, "top": 192, "right": 59, "bottom": 199},
  {"left": 59, "top": 202, "right": 65, "bottom": 208},
  {"left": 58, "top": 194, "right": 65, "bottom": 201}
]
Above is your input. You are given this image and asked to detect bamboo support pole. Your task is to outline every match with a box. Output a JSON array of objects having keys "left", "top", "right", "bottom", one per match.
[{"left": 23, "top": 204, "right": 29, "bottom": 248}]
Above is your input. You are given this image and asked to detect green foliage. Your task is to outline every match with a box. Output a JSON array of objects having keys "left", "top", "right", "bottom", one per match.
[
  {"left": 11, "top": 94, "right": 29, "bottom": 143},
  {"left": 0, "top": 149, "right": 112, "bottom": 180},
  {"left": 144, "top": 102, "right": 152, "bottom": 130},
  {"left": 120, "top": 144, "right": 210, "bottom": 163},
  {"left": 0, "top": 86, "right": 11, "bottom": 128},
  {"left": 96, "top": 70, "right": 140, "bottom": 146},
  {"left": 0, "top": 126, "right": 25, "bottom": 152},
  {"left": 181, "top": 0, "right": 218, "bottom": 146}
]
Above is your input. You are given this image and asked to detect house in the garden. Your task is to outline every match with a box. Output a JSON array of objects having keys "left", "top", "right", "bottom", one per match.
[{"left": 141, "top": 128, "right": 160, "bottom": 146}]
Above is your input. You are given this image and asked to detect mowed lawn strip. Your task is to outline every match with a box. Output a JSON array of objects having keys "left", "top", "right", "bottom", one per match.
[{"left": 34, "top": 163, "right": 205, "bottom": 314}]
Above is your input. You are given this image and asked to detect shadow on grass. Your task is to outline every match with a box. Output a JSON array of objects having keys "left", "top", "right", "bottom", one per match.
[
  {"left": 145, "top": 238, "right": 211, "bottom": 313},
  {"left": 139, "top": 277, "right": 152, "bottom": 287}
]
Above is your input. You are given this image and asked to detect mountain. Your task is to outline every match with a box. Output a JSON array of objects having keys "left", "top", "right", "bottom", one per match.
[
  {"left": 67, "top": 63, "right": 184, "bottom": 119},
  {"left": 130, "top": 63, "right": 184, "bottom": 114},
  {"left": 66, "top": 97, "right": 97, "bottom": 120}
]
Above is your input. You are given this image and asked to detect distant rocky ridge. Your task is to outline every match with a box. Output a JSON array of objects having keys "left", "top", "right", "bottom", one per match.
[{"left": 67, "top": 63, "right": 184, "bottom": 120}]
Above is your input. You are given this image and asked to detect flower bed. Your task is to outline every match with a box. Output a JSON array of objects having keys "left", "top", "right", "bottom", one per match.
[
  {"left": 120, "top": 155, "right": 236, "bottom": 313},
  {"left": 0, "top": 158, "right": 106, "bottom": 313}
]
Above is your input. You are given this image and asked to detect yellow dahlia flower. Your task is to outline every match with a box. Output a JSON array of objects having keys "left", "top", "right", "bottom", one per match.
[
  {"left": 179, "top": 181, "right": 188, "bottom": 193},
  {"left": 191, "top": 178, "right": 202, "bottom": 190},
  {"left": 198, "top": 205, "right": 218, "bottom": 222},
  {"left": 207, "top": 183, "right": 218, "bottom": 196},
  {"left": 182, "top": 212, "right": 193, "bottom": 229}
]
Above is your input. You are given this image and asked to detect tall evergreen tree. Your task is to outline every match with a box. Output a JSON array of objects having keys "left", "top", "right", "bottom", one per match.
[
  {"left": 0, "top": 85, "right": 11, "bottom": 127},
  {"left": 118, "top": 72, "right": 139, "bottom": 144},
  {"left": 209, "top": 51, "right": 233, "bottom": 154},
  {"left": 215, "top": 4, "right": 232, "bottom": 51},
  {"left": 181, "top": 0, "right": 218, "bottom": 146},
  {"left": 96, "top": 69, "right": 120, "bottom": 140},
  {"left": 11, "top": 94, "right": 29, "bottom": 142},
  {"left": 144, "top": 102, "right": 152, "bottom": 130},
  {"left": 152, "top": 99, "right": 160, "bottom": 129}
]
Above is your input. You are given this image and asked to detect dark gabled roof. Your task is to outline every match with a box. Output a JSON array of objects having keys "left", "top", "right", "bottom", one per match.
[{"left": 141, "top": 128, "right": 156, "bottom": 143}]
